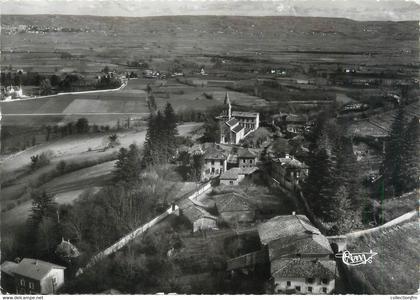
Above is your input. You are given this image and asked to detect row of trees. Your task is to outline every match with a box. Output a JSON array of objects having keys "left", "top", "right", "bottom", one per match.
[
  {"left": 142, "top": 103, "right": 178, "bottom": 166},
  {"left": 382, "top": 107, "right": 419, "bottom": 197},
  {"left": 303, "top": 111, "right": 364, "bottom": 232}
]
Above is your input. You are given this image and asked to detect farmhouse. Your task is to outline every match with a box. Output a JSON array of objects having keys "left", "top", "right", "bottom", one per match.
[
  {"left": 271, "top": 154, "right": 308, "bottom": 192},
  {"left": 2, "top": 258, "right": 66, "bottom": 294},
  {"left": 203, "top": 145, "right": 229, "bottom": 179},
  {"left": 220, "top": 167, "right": 259, "bottom": 186},
  {"left": 214, "top": 192, "right": 254, "bottom": 226},
  {"left": 237, "top": 148, "right": 257, "bottom": 168},
  {"left": 181, "top": 204, "right": 218, "bottom": 232},
  {"left": 218, "top": 92, "right": 260, "bottom": 144},
  {"left": 258, "top": 215, "right": 336, "bottom": 294}
]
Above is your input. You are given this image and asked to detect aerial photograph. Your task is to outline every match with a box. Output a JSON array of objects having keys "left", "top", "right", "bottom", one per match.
[{"left": 0, "top": 0, "right": 419, "bottom": 296}]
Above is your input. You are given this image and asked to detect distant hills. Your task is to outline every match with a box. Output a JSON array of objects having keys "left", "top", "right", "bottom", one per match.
[{"left": 1, "top": 0, "right": 420, "bottom": 21}]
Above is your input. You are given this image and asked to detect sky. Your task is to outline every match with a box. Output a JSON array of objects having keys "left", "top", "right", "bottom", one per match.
[{"left": 1, "top": 0, "right": 420, "bottom": 21}]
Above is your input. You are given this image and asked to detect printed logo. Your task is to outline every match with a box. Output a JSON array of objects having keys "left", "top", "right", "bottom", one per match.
[{"left": 335, "top": 250, "right": 378, "bottom": 266}]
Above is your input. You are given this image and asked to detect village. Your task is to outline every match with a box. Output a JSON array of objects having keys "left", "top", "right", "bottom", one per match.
[{"left": 0, "top": 13, "right": 419, "bottom": 296}]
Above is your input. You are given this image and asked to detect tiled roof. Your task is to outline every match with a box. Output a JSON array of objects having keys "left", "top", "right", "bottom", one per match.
[
  {"left": 258, "top": 215, "right": 321, "bottom": 245},
  {"left": 226, "top": 118, "right": 239, "bottom": 127},
  {"left": 239, "top": 167, "right": 259, "bottom": 175},
  {"left": 268, "top": 234, "right": 333, "bottom": 259},
  {"left": 214, "top": 192, "right": 252, "bottom": 213},
  {"left": 12, "top": 258, "right": 66, "bottom": 281},
  {"left": 232, "top": 111, "right": 259, "bottom": 118},
  {"left": 237, "top": 148, "right": 257, "bottom": 158},
  {"left": 182, "top": 204, "right": 217, "bottom": 223},
  {"left": 271, "top": 258, "right": 336, "bottom": 279},
  {"left": 220, "top": 167, "right": 241, "bottom": 180},
  {"left": 231, "top": 124, "right": 244, "bottom": 133}
]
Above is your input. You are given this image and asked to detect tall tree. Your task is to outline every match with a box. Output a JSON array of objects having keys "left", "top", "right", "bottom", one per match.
[
  {"left": 163, "top": 103, "right": 178, "bottom": 161},
  {"left": 382, "top": 106, "right": 406, "bottom": 196},
  {"left": 400, "top": 116, "right": 420, "bottom": 193},
  {"left": 29, "top": 190, "right": 58, "bottom": 228}
]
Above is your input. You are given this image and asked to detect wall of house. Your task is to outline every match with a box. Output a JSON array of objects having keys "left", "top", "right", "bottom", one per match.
[
  {"left": 239, "top": 157, "right": 256, "bottom": 168},
  {"left": 193, "top": 218, "right": 218, "bottom": 232},
  {"left": 204, "top": 159, "right": 226, "bottom": 176},
  {"left": 14, "top": 275, "right": 42, "bottom": 294},
  {"left": 220, "top": 178, "right": 240, "bottom": 186},
  {"left": 274, "top": 277, "right": 335, "bottom": 294},
  {"left": 40, "top": 268, "right": 65, "bottom": 294}
]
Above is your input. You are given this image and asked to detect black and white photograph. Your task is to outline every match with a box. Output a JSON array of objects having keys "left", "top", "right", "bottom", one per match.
[{"left": 0, "top": 0, "right": 419, "bottom": 297}]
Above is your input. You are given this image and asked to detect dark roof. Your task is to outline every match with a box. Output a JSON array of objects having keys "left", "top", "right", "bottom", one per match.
[
  {"left": 231, "top": 124, "right": 244, "bottom": 133},
  {"left": 268, "top": 234, "right": 333, "bottom": 259},
  {"left": 226, "top": 118, "right": 239, "bottom": 127},
  {"left": 232, "top": 111, "right": 259, "bottom": 118},
  {"left": 12, "top": 258, "right": 66, "bottom": 281},
  {"left": 1, "top": 261, "right": 18, "bottom": 276},
  {"left": 258, "top": 215, "right": 321, "bottom": 245},
  {"left": 237, "top": 148, "right": 257, "bottom": 158},
  {"left": 214, "top": 192, "right": 252, "bottom": 213},
  {"left": 271, "top": 258, "right": 336, "bottom": 279}
]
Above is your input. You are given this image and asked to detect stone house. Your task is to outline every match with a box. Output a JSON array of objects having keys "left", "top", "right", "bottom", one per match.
[
  {"left": 271, "top": 154, "right": 308, "bottom": 192},
  {"left": 181, "top": 204, "right": 218, "bottom": 232},
  {"left": 2, "top": 258, "right": 66, "bottom": 294},
  {"left": 203, "top": 145, "right": 229, "bottom": 179},
  {"left": 258, "top": 215, "right": 336, "bottom": 294}
]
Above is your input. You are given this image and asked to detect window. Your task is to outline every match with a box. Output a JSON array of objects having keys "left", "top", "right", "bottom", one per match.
[
  {"left": 52, "top": 277, "right": 57, "bottom": 287},
  {"left": 295, "top": 286, "right": 301, "bottom": 292},
  {"left": 211, "top": 160, "right": 214, "bottom": 165},
  {"left": 243, "top": 159, "right": 246, "bottom": 163},
  {"left": 322, "top": 287, "right": 327, "bottom": 293},
  {"left": 230, "top": 181, "right": 234, "bottom": 185},
  {"left": 29, "top": 282, "right": 34, "bottom": 289},
  {"left": 308, "top": 287, "right": 313, "bottom": 293},
  {"left": 321, "top": 278, "right": 328, "bottom": 285},
  {"left": 307, "top": 278, "right": 314, "bottom": 284},
  {"left": 286, "top": 281, "right": 291, "bottom": 287},
  {"left": 20, "top": 279, "right": 25, "bottom": 286}
]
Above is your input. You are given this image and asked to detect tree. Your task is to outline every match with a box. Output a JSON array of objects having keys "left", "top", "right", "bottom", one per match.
[
  {"left": 190, "top": 153, "right": 204, "bottom": 182},
  {"left": 382, "top": 106, "right": 406, "bottom": 196},
  {"left": 400, "top": 117, "right": 420, "bottom": 193},
  {"left": 114, "top": 144, "right": 142, "bottom": 183},
  {"left": 40, "top": 78, "right": 53, "bottom": 95},
  {"left": 75, "top": 118, "right": 89, "bottom": 134},
  {"left": 163, "top": 103, "right": 178, "bottom": 161},
  {"left": 29, "top": 190, "right": 58, "bottom": 228}
]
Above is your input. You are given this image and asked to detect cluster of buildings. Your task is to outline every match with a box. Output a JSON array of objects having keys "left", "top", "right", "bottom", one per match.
[
  {"left": 227, "top": 214, "right": 336, "bottom": 294},
  {"left": 1, "top": 85, "right": 26, "bottom": 101}
]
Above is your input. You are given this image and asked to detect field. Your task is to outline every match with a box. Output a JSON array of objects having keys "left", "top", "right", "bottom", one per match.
[{"left": 345, "top": 215, "right": 419, "bottom": 294}]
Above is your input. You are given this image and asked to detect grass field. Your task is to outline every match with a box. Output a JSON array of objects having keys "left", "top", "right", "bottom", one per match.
[{"left": 345, "top": 215, "right": 419, "bottom": 294}]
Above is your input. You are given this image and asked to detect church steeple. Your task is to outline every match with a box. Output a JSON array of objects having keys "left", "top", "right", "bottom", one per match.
[{"left": 224, "top": 92, "right": 231, "bottom": 119}]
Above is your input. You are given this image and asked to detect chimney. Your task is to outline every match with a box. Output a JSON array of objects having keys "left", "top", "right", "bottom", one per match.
[
  {"left": 285, "top": 154, "right": 290, "bottom": 159},
  {"left": 292, "top": 211, "right": 296, "bottom": 215}
]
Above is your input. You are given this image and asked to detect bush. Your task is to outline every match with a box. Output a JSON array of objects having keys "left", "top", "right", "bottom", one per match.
[{"left": 30, "top": 151, "right": 53, "bottom": 171}]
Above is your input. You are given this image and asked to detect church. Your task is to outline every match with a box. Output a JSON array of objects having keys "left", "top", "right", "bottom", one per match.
[{"left": 218, "top": 92, "right": 260, "bottom": 144}]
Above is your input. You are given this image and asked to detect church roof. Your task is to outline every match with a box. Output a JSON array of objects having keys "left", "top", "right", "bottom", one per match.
[{"left": 231, "top": 124, "right": 244, "bottom": 133}]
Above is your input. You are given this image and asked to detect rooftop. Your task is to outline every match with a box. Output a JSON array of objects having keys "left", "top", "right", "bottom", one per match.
[
  {"left": 182, "top": 204, "right": 217, "bottom": 223},
  {"left": 204, "top": 146, "right": 228, "bottom": 160},
  {"left": 258, "top": 215, "right": 321, "bottom": 245},
  {"left": 226, "top": 118, "right": 239, "bottom": 128},
  {"left": 273, "top": 155, "right": 308, "bottom": 169},
  {"left": 0, "top": 261, "right": 18, "bottom": 276},
  {"left": 237, "top": 148, "right": 257, "bottom": 158},
  {"left": 220, "top": 167, "right": 242, "bottom": 180},
  {"left": 11, "top": 258, "right": 66, "bottom": 281},
  {"left": 271, "top": 258, "right": 336, "bottom": 279},
  {"left": 214, "top": 192, "right": 253, "bottom": 213},
  {"left": 231, "top": 124, "right": 244, "bottom": 133},
  {"left": 232, "top": 111, "right": 259, "bottom": 118}
]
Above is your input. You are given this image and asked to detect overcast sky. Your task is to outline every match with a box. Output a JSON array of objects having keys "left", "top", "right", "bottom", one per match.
[{"left": 1, "top": 0, "right": 420, "bottom": 21}]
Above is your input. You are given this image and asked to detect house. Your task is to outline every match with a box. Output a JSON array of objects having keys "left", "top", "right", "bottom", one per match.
[
  {"left": 214, "top": 192, "right": 254, "bottom": 225},
  {"left": 220, "top": 167, "right": 259, "bottom": 186},
  {"left": 272, "top": 113, "right": 307, "bottom": 136},
  {"left": 218, "top": 92, "right": 260, "bottom": 144},
  {"left": 258, "top": 215, "right": 336, "bottom": 294},
  {"left": 271, "top": 154, "right": 308, "bottom": 192},
  {"left": 181, "top": 204, "right": 218, "bottom": 232},
  {"left": 203, "top": 145, "right": 229, "bottom": 179},
  {"left": 237, "top": 148, "right": 257, "bottom": 169},
  {"left": 3, "top": 258, "right": 66, "bottom": 294}
]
